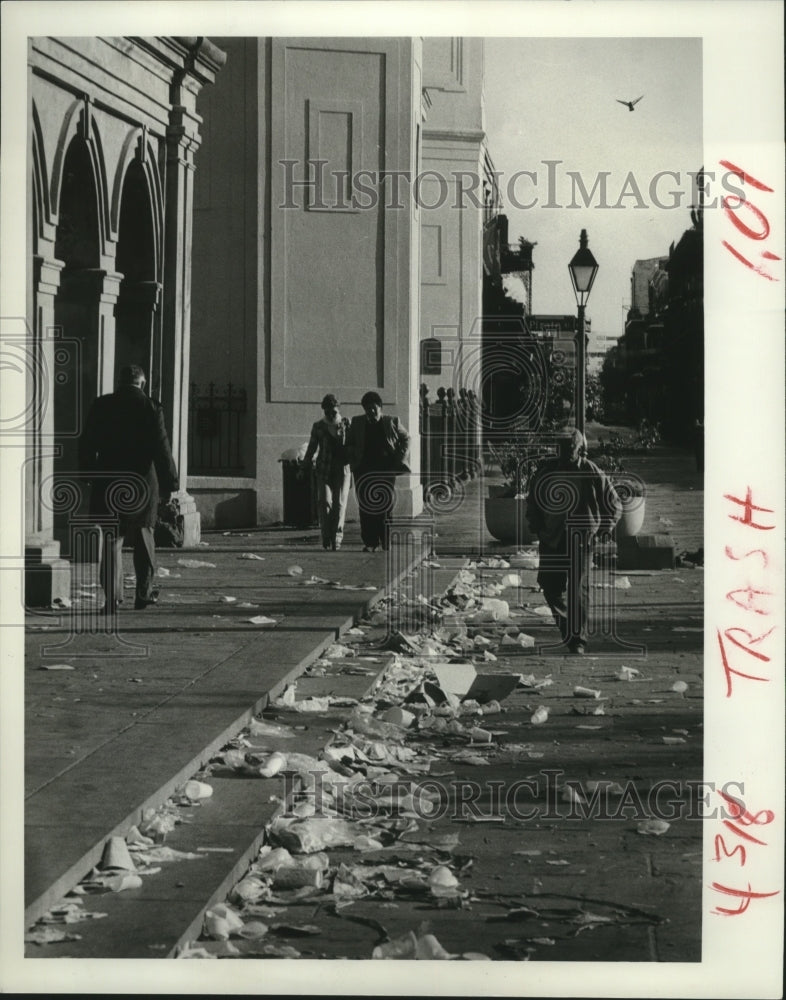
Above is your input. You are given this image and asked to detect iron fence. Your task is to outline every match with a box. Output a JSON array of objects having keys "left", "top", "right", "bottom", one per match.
[
  {"left": 419, "top": 384, "right": 482, "bottom": 502},
  {"left": 188, "top": 381, "right": 247, "bottom": 473}
]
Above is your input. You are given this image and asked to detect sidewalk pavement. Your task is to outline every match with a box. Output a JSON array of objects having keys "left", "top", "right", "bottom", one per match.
[
  {"left": 24, "top": 526, "right": 434, "bottom": 926},
  {"left": 23, "top": 443, "right": 704, "bottom": 958}
]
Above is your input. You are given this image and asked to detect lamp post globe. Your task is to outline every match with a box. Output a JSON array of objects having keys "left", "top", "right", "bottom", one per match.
[{"left": 568, "top": 229, "right": 599, "bottom": 434}]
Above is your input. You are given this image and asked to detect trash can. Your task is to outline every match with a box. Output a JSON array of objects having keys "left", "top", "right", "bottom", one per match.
[{"left": 280, "top": 447, "right": 318, "bottom": 527}]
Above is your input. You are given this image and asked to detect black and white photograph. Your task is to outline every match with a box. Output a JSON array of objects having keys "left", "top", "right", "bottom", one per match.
[{"left": 1, "top": 2, "right": 783, "bottom": 995}]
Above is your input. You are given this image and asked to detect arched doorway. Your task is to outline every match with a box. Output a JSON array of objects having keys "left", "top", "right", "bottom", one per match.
[
  {"left": 52, "top": 136, "right": 103, "bottom": 552},
  {"left": 115, "top": 159, "right": 160, "bottom": 391}
]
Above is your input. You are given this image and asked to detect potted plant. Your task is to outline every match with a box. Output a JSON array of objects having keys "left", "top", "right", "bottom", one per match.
[{"left": 484, "top": 441, "right": 542, "bottom": 544}]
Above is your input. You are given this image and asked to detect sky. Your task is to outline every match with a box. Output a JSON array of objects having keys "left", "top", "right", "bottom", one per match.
[{"left": 483, "top": 36, "right": 703, "bottom": 342}]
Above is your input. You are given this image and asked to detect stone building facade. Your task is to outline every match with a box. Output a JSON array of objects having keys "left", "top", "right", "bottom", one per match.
[
  {"left": 189, "top": 37, "right": 493, "bottom": 527},
  {"left": 26, "top": 36, "right": 224, "bottom": 604}
]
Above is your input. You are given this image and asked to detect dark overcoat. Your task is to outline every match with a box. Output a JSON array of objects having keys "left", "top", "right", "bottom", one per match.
[
  {"left": 345, "top": 414, "right": 411, "bottom": 474},
  {"left": 78, "top": 385, "right": 179, "bottom": 528}
]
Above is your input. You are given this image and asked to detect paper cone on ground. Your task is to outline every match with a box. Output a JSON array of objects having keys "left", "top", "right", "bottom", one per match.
[{"left": 100, "top": 835, "right": 137, "bottom": 872}]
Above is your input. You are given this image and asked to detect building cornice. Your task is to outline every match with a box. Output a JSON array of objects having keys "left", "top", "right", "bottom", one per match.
[{"left": 422, "top": 127, "right": 486, "bottom": 144}]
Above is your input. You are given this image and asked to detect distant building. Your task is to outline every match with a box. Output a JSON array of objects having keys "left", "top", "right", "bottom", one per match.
[
  {"left": 587, "top": 333, "right": 618, "bottom": 375},
  {"left": 605, "top": 207, "right": 703, "bottom": 439},
  {"left": 630, "top": 256, "right": 668, "bottom": 317}
]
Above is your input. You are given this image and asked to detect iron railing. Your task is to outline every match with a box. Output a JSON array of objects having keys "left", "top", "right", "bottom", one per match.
[
  {"left": 419, "top": 384, "right": 482, "bottom": 502},
  {"left": 188, "top": 381, "right": 247, "bottom": 474}
]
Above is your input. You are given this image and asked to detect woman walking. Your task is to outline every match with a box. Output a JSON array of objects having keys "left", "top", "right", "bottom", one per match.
[{"left": 302, "top": 394, "right": 351, "bottom": 550}]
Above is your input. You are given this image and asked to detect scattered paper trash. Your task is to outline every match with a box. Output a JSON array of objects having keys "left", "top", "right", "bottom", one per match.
[
  {"left": 372, "top": 931, "right": 455, "bottom": 960},
  {"left": 247, "top": 616, "right": 277, "bottom": 626},
  {"left": 561, "top": 786, "right": 584, "bottom": 805},
  {"left": 178, "top": 558, "right": 217, "bottom": 569},
  {"left": 573, "top": 686, "right": 601, "bottom": 699},
  {"left": 532, "top": 605, "right": 553, "bottom": 617},
  {"left": 183, "top": 779, "right": 213, "bottom": 801},
  {"left": 662, "top": 736, "right": 686, "bottom": 745},
  {"left": 671, "top": 680, "right": 689, "bottom": 693},
  {"left": 204, "top": 904, "right": 244, "bottom": 940},
  {"left": 100, "top": 836, "right": 136, "bottom": 872},
  {"left": 156, "top": 567, "right": 171, "bottom": 577},
  {"left": 219, "top": 595, "right": 237, "bottom": 604},
  {"left": 379, "top": 707, "right": 415, "bottom": 728},
  {"left": 269, "top": 816, "right": 358, "bottom": 853},
  {"left": 429, "top": 866, "right": 459, "bottom": 891},
  {"left": 616, "top": 666, "right": 640, "bottom": 681},
  {"left": 238, "top": 921, "right": 269, "bottom": 940},
  {"left": 258, "top": 752, "right": 287, "bottom": 777},
  {"left": 239, "top": 553, "right": 266, "bottom": 561},
  {"left": 637, "top": 818, "right": 671, "bottom": 836},
  {"left": 26, "top": 927, "right": 83, "bottom": 945},
  {"left": 287, "top": 565, "right": 303, "bottom": 577},
  {"left": 255, "top": 847, "right": 295, "bottom": 872},
  {"left": 272, "top": 866, "right": 324, "bottom": 890},
  {"left": 517, "top": 673, "right": 553, "bottom": 690},
  {"left": 530, "top": 706, "right": 549, "bottom": 725},
  {"left": 39, "top": 663, "right": 74, "bottom": 671},
  {"left": 614, "top": 576, "right": 632, "bottom": 589},
  {"left": 509, "top": 551, "right": 539, "bottom": 570},
  {"left": 248, "top": 718, "right": 295, "bottom": 740},
  {"left": 501, "top": 573, "right": 522, "bottom": 588},
  {"left": 105, "top": 873, "right": 143, "bottom": 893}
]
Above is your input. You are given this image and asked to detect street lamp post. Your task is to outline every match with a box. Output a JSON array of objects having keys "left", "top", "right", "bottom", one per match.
[{"left": 568, "top": 229, "right": 599, "bottom": 435}]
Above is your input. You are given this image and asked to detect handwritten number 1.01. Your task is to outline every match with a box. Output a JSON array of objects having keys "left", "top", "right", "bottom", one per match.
[{"left": 720, "top": 160, "right": 781, "bottom": 281}]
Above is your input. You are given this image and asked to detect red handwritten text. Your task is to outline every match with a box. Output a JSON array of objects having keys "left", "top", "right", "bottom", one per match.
[{"left": 720, "top": 160, "right": 781, "bottom": 281}]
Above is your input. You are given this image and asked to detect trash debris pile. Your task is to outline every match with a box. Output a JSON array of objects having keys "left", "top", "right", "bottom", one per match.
[{"left": 28, "top": 544, "right": 695, "bottom": 959}]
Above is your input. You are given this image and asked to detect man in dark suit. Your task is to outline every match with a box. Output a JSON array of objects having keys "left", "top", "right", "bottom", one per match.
[
  {"left": 345, "top": 391, "right": 410, "bottom": 551},
  {"left": 79, "top": 365, "right": 179, "bottom": 612}
]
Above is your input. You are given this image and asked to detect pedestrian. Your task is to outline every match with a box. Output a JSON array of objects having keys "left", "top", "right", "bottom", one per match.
[
  {"left": 302, "top": 394, "right": 351, "bottom": 550},
  {"left": 526, "top": 429, "right": 621, "bottom": 654},
  {"left": 79, "top": 365, "right": 179, "bottom": 613},
  {"left": 346, "top": 391, "right": 410, "bottom": 552}
]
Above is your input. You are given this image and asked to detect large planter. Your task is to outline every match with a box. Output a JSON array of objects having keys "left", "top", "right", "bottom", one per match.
[
  {"left": 615, "top": 495, "right": 646, "bottom": 538},
  {"left": 484, "top": 497, "right": 535, "bottom": 545}
]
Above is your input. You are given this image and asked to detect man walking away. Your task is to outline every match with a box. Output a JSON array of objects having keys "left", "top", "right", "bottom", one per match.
[
  {"left": 79, "top": 365, "right": 179, "bottom": 612},
  {"left": 526, "top": 429, "right": 621, "bottom": 654}
]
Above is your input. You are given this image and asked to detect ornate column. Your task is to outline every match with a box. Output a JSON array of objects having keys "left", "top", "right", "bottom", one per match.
[
  {"left": 25, "top": 254, "right": 70, "bottom": 606},
  {"left": 160, "top": 40, "right": 225, "bottom": 546}
]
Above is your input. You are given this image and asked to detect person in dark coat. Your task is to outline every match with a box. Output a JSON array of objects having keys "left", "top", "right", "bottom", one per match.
[
  {"left": 345, "top": 391, "right": 410, "bottom": 551},
  {"left": 526, "top": 429, "right": 621, "bottom": 654},
  {"left": 79, "top": 365, "right": 179, "bottom": 612}
]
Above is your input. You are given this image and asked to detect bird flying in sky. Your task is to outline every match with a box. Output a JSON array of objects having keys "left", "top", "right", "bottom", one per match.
[{"left": 617, "top": 96, "right": 644, "bottom": 111}]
